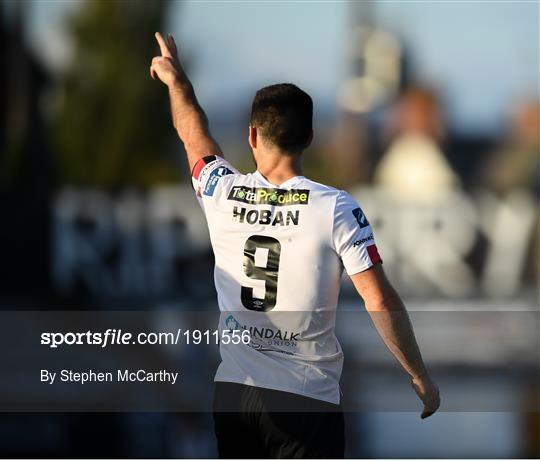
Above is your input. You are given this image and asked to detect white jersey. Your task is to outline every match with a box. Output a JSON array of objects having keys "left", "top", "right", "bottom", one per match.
[{"left": 192, "top": 155, "right": 382, "bottom": 404}]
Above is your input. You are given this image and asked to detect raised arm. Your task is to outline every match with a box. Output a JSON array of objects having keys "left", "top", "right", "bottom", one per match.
[
  {"left": 350, "top": 264, "right": 440, "bottom": 419},
  {"left": 150, "top": 32, "right": 222, "bottom": 171}
]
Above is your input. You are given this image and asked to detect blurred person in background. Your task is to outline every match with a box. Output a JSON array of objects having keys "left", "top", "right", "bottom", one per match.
[
  {"left": 481, "top": 100, "right": 540, "bottom": 292},
  {"left": 374, "top": 87, "right": 460, "bottom": 203},
  {"left": 482, "top": 101, "right": 540, "bottom": 196}
]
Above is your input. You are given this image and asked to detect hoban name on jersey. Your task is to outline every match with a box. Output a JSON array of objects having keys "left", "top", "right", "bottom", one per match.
[
  {"left": 232, "top": 206, "right": 300, "bottom": 226},
  {"left": 228, "top": 186, "right": 309, "bottom": 227}
]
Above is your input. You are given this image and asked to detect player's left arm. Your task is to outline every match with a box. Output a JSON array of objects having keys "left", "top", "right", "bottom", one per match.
[
  {"left": 332, "top": 191, "right": 440, "bottom": 418},
  {"left": 150, "top": 32, "right": 222, "bottom": 171},
  {"left": 350, "top": 264, "right": 441, "bottom": 419}
]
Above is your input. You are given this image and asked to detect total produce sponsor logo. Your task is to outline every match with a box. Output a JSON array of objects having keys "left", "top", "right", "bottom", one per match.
[{"left": 228, "top": 186, "right": 310, "bottom": 206}]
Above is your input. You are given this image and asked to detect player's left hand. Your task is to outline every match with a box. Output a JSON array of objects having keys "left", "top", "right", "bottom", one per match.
[
  {"left": 411, "top": 373, "right": 440, "bottom": 419},
  {"left": 150, "top": 32, "right": 182, "bottom": 88}
]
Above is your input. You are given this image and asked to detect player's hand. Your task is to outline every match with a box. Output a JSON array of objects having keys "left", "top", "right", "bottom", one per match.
[
  {"left": 411, "top": 373, "right": 440, "bottom": 419},
  {"left": 150, "top": 32, "right": 182, "bottom": 88}
]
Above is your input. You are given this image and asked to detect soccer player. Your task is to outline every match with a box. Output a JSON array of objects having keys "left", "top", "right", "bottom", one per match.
[{"left": 150, "top": 32, "right": 440, "bottom": 459}]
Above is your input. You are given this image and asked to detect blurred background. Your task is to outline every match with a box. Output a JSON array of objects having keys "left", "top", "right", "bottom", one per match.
[{"left": 0, "top": 0, "right": 538, "bottom": 458}]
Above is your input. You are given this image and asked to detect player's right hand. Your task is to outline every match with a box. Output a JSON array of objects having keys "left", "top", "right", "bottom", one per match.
[
  {"left": 411, "top": 373, "right": 440, "bottom": 419},
  {"left": 150, "top": 32, "right": 182, "bottom": 88}
]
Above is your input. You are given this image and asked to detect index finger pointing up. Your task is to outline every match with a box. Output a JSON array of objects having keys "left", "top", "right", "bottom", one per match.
[
  {"left": 167, "top": 34, "right": 178, "bottom": 57},
  {"left": 155, "top": 32, "right": 172, "bottom": 58}
]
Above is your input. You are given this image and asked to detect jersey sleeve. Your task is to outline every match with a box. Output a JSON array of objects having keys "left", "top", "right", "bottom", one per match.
[
  {"left": 191, "top": 155, "right": 239, "bottom": 204},
  {"left": 332, "top": 191, "right": 382, "bottom": 275}
]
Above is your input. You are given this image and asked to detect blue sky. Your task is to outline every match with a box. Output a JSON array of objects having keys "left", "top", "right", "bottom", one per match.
[
  {"left": 169, "top": 1, "right": 347, "bottom": 112},
  {"left": 21, "top": 0, "right": 540, "bottom": 135}
]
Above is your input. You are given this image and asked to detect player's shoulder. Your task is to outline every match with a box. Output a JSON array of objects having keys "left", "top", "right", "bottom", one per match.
[
  {"left": 299, "top": 179, "right": 368, "bottom": 225},
  {"left": 297, "top": 177, "right": 343, "bottom": 196},
  {"left": 192, "top": 155, "right": 242, "bottom": 198},
  {"left": 298, "top": 177, "right": 355, "bottom": 206}
]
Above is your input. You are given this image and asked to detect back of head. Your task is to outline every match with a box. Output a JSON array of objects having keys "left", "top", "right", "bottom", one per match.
[{"left": 250, "top": 83, "right": 313, "bottom": 155}]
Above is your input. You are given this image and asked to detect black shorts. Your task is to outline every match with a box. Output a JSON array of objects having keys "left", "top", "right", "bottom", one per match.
[{"left": 213, "top": 381, "right": 345, "bottom": 459}]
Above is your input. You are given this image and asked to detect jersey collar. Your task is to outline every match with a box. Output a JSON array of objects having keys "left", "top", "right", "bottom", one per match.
[{"left": 253, "top": 170, "right": 304, "bottom": 189}]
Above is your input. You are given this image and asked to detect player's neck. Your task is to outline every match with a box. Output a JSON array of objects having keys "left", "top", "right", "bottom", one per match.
[{"left": 255, "top": 151, "right": 304, "bottom": 186}]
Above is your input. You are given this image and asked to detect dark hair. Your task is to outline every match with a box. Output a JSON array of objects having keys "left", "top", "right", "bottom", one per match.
[{"left": 250, "top": 83, "right": 313, "bottom": 154}]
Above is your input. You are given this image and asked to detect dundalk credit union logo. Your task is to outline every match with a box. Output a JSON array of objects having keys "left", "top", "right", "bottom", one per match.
[{"left": 228, "top": 186, "right": 310, "bottom": 206}]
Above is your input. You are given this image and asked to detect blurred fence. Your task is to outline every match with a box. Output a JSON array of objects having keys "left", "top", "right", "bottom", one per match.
[{"left": 51, "top": 185, "right": 539, "bottom": 301}]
